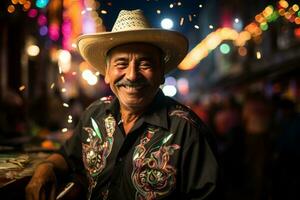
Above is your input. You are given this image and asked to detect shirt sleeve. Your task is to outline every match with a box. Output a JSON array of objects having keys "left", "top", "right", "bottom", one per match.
[
  {"left": 179, "top": 122, "right": 220, "bottom": 200},
  {"left": 59, "top": 119, "right": 86, "bottom": 174}
]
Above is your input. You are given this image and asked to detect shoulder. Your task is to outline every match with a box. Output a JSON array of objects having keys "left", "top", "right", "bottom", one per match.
[
  {"left": 81, "top": 95, "right": 114, "bottom": 120},
  {"left": 165, "top": 96, "right": 215, "bottom": 142},
  {"left": 165, "top": 96, "right": 204, "bottom": 128}
]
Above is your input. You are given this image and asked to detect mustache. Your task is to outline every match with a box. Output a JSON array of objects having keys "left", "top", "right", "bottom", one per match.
[{"left": 115, "top": 79, "right": 148, "bottom": 87}]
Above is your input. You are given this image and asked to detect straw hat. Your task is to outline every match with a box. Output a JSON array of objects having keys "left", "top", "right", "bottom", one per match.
[{"left": 76, "top": 9, "right": 188, "bottom": 75}]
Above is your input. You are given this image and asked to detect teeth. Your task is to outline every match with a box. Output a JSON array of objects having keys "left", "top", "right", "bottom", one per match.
[{"left": 124, "top": 85, "right": 142, "bottom": 89}]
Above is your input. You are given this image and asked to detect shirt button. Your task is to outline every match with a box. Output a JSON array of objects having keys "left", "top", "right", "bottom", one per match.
[{"left": 118, "top": 157, "right": 123, "bottom": 162}]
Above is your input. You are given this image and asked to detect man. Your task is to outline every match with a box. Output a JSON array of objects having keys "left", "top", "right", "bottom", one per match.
[{"left": 26, "top": 10, "right": 219, "bottom": 200}]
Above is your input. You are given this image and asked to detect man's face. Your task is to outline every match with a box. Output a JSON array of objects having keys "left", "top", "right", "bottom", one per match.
[{"left": 105, "top": 43, "right": 164, "bottom": 111}]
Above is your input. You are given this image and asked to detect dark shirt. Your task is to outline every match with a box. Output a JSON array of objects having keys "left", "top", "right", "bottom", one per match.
[{"left": 60, "top": 90, "right": 219, "bottom": 200}]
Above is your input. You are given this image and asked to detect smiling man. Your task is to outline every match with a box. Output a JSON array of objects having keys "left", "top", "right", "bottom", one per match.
[{"left": 26, "top": 10, "right": 220, "bottom": 200}]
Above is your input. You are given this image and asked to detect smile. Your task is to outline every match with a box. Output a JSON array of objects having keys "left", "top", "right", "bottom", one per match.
[{"left": 120, "top": 85, "right": 145, "bottom": 93}]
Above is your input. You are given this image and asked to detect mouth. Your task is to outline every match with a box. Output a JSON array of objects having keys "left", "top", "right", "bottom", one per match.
[{"left": 119, "top": 85, "right": 145, "bottom": 93}]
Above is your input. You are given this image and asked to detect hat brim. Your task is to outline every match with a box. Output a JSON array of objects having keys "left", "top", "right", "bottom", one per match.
[{"left": 76, "top": 29, "right": 188, "bottom": 75}]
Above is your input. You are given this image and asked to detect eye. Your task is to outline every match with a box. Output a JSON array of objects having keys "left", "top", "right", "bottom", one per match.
[
  {"left": 115, "top": 61, "right": 128, "bottom": 69},
  {"left": 139, "top": 61, "right": 152, "bottom": 69}
]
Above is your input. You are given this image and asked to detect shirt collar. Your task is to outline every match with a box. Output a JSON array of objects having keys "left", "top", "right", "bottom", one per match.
[{"left": 104, "top": 90, "right": 169, "bottom": 130}]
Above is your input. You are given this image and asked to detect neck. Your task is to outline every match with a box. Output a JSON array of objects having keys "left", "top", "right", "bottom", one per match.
[{"left": 119, "top": 105, "right": 146, "bottom": 134}]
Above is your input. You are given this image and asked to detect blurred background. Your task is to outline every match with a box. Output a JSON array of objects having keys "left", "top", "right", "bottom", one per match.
[{"left": 0, "top": 0, "right": 299, "bottom": 199}]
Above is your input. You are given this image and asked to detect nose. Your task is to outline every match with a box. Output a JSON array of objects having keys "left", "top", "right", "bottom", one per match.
[{"left": 125, "top": 61, "right": 138, "bottom": 81}]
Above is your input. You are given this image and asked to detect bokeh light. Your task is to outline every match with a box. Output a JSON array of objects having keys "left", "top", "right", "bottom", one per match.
[
  {"left": 161, "top": 18, "right": 174, "bottom": 29},
  {"left": 27, "top": 45, "right": 40, "bottom": 57},
  {"left": 220, "top": 43, "right": 231, "bottom": 54}
]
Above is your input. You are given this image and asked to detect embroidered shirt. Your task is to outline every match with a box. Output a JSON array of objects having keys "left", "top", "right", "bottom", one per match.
[{"left": 60, "top": 90, "right": 219, "bottom": 200}]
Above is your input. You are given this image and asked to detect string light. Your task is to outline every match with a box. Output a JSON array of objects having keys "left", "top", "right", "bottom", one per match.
[
  {"left": 19, "top": 85, "right": 26, "bottom": 91},
  {"left": 180, "top": 1, "right": 300, "bottom": 70}
]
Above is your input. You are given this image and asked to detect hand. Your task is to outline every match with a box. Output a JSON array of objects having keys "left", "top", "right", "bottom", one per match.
[{"left": 26, "top": 162, "right": 57, "bottom": 200}]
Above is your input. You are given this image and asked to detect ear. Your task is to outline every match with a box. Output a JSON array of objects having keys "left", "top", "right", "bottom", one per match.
[{"left": 104, "top": 66, "right": 110, "bottom": 84}]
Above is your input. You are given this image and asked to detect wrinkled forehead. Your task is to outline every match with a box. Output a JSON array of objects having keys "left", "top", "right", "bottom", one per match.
[{"left": 106, "top": 42, "right": 163, "bottom": 59}]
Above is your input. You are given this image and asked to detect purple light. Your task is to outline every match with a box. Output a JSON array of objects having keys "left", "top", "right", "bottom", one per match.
[
  {"left": 28, "top": 9, "right": 38, "bottom": 18},
  {"left": 39, "top": 26, "right": 48, "bottom": 36},
  {"left": 37, "top": 14, "right": 47, "bottom": 26}
]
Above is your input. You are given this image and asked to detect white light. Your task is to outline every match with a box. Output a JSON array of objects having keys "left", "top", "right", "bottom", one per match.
[
  {"left": 58, "top": 50, "right": 71, "bottom": 73},
  {"left": 82, "top": 69, "right": 93, "bottom": 80},
  {"left": 256, "top": 51, "right": 262, "bottom": 59},
  {"left": 82, "top": 69, "right": 98, "bottom": 85},
  {"left": 87, "top": 75, "right": 98, "bottom": 85},
  {"left": 161, "top": 18, "right": 174, "bottom": 29},
  {"left": 162, "top": 85, "right": 177, "bottom": 97},
  {"left": 209, "top": 25, "right": 214, "bottom": 29},
  {"left": 27, "top": 45, "right": 40, "bottom": 56},
  {"left": 234, "top": 18, "right": 239, "bottom": 23},
  {"left": 61, "top": 128, "right": 68, "bottom": 133}
]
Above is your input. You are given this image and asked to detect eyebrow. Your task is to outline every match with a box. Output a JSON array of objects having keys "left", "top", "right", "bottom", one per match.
[{"left": 112, "top": 55, "right": 156, "bottom": 62}]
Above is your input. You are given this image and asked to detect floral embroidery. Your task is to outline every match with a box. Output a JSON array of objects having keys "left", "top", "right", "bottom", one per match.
[
  {"left": 132, "top": 128, "right": 180, "bottom": 200},
  {"left": 82, "top": 115, "right": 116, "bottom": 199}
]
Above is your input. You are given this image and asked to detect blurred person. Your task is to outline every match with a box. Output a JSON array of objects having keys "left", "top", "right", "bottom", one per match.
[
  {"left": 25, "top": 10, "right": 220, "bottom": 200},
  {"left": 212, "top": 96, "right": 244, "bottom": 200},
  {"left": 0, "top": 89, "right": 26, "bottom": 138},
  {"left": 271, "top": 98, "right": 300, "bottom": 200},
  {"left": 241, "top": 92, "right": 273, "bottom": 200}
]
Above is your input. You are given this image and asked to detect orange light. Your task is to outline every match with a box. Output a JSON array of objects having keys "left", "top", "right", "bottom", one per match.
[
  {"left": 7, "top": 5, "right": 15, "bottom": 13},
  {"left": 278, "top": 8, "right": 285, "bottom": 16},
  {"left": 238, "top": 46, "right": 247, "bottom": 56},
  {"left": 279, "top": 0, "right": 289, "bottom": 9}
]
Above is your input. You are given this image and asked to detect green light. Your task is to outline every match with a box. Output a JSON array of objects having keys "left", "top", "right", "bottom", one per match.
[
  {"left": 260, "top": 22, "right": 268, "bottom": 31},
  {"left": 298, "top": 11, "right": 300, "bottom": 17},
  {"left": 36, "top": 0, "right": 49, "bottom": 8},
  {"left": 267, "top": 11, "right": 279, "bottom": 22},
  {"left": 220, "top": 43, "right": 230, "bottom": 54}
]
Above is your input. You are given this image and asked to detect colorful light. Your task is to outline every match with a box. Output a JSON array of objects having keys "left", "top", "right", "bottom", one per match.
[
  {"left": 238, "top": 46, "right": 247, "bottom": 56},
  {"left": 294, "top": 27, "right": 300, "bottom": 38},
  {"left": 260, "top": 22, "right": 269, "bottom": 31},
  {"left": 39, "top": 25, "right": 48, "bottom": 36},
  {"left": 7, "top": 5, "right": 15, "bottom": 13},
  {"left": 220, "top": 43, "right": 231, "bottom": 54},
  {"left": 36, "top": 0, "right": 49, "bottom": 9},
  {"left": 278, "top": 0, "right": 289, "bottom": 9},
  {"left": 177, "top": 78, "right": 189, "bottom": 95},
  {"left": 37, "top": 14, "right": 47, "bottom": 26},
  {"left": 49, "top": 23, "right": 60, "bottom": 41},
  {"left": 28, "top": 9, "right": 38, "bottom": 18},
  {"left": 165, "top": 76, "right": 177, "bottom": 86}
]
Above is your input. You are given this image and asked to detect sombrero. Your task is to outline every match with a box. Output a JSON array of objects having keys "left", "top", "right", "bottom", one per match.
[{"left": 76, "top": 9, "right": 188, "bottom": 75}]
